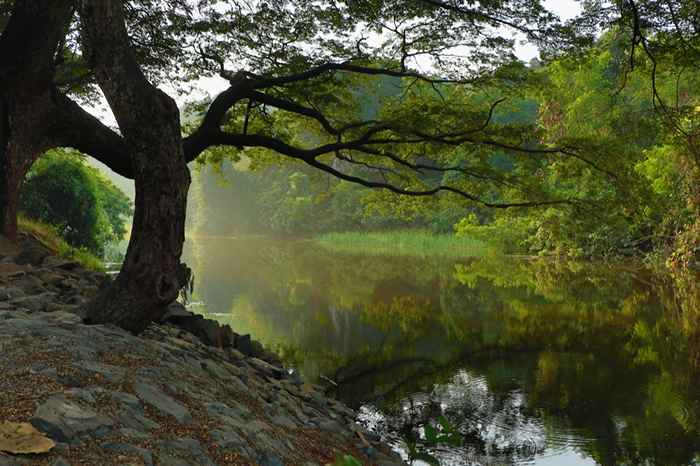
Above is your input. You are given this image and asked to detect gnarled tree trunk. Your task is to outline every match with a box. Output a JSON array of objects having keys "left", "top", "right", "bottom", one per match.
[
  {"left": 0, "top": 0, "right": 74, "bottom": 241},
  {"left": 80, "top": 0, "right": 191, "bottom": 333}
]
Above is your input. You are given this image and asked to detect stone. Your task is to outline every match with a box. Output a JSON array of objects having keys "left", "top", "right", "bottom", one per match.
[
  {"left": 49, "top": 458, "right": 71, "bottom": 466},
  {"left": 247, "top": 357, "right": 286, "bottom": 380},
  {"left": 0, "top": 262, "right": 28, "bottom": 279},
  {"left": 110, "top": 391, "right": 141, "bottom": 409},
  {"left": 157, "top": 455, "right": 192, "bottom": 466},
  {"left": 42, "top": 256, "right": 80, "bottom": 271},
  {"left": 134, "top": 383, "right": 192, "bottom": 423},
  {"left": 102, "top": 443, "right": 153, "bottom": 466},
  {"left": 15, "top": 241, "right": 51, "bottom": 266},
  {"left": 0, "top": 287, "right": 24, "bottom": 301},
  {"left": 31, "top": 395, "right": 114, "bottom": 443},
  {"left": 235, "top": 334, "right": 252, "bottom": 355},
  {"left": 73, "top": 361, "right": 126, "bottom": 383},
  {"left": 158, "top": 439, "right": 214, "bottom": 466},
  {"left": 258, "top": 453, "right": 284, "bottom": 466},
  {"left": 115, "top": 408, "right": 160, "bottom": 432},
  {"left": 0, "top": 454, "right": 27, "bottom": 466}
]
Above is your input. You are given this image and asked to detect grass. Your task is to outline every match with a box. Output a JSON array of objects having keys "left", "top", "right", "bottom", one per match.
[
  {"left": 315, "top": 230, "right": 496, "bottom": 258},
  {"left": 18, "top": 216, "right": 104, "bottom": 271}
]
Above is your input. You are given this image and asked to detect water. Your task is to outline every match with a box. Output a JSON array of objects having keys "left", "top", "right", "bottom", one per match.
[{"left": 183, "top": 236, "right": 700, "bottom": 466}]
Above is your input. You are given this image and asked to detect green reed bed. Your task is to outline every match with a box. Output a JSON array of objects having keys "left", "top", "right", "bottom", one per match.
[{"left": 315, "top": 230, "right": 496, "bottom": 258}]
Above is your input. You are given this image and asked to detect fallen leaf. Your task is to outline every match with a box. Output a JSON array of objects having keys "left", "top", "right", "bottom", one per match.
[{"left": 0, "top": 421, "right": 55, "bottom": 454}]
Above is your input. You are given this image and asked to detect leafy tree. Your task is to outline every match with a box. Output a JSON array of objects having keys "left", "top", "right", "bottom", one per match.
[
  {"left": 0, "top": 0, "right": 695, "bottom": 331},
  {"left": 19, "top": 149, "right": 132, "bottom": 255}
]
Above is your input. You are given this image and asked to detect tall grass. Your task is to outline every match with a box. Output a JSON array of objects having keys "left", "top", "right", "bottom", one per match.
[
  {"left": 18, "top": 216, "right": 104, "bottom": 271},
  {"left": 315, "top": 230, "right": 496, "bottom": 258}
]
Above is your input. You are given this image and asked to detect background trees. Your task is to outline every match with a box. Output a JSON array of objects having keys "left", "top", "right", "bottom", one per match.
[{"left": 0, "top": 0, "right": 698, "bottom": 332}]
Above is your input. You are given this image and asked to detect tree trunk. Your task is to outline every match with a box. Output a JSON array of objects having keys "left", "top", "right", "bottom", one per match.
[
  {"left": 80, "top": 0, "right": 191, "bottom": 333},
  {"left": 0, "top": 1, "right": 74, "bottom": 241}
]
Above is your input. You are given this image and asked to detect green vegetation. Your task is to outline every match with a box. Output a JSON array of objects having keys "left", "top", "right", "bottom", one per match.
[
  {"left": 187, "top": 30, "right": 699, "bottom": 266},
  {"left": 20, "top": 149, "right": 132, "bottom": 257},
  {"left": 18, "top": 216, "right": 104, "bottom": 271},
  {"left": 315, "top": 230, "right": 494, "bottom": 258}
]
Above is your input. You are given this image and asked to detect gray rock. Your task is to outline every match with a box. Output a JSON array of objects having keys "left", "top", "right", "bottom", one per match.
[
  {"left": 247, "top": 357, "right": 285, "bottom": 380},
  {"left": 235, "top": 333, "right": 252, "bottom": 355},
  {"left": 0, "top": 453, "right": 27, "bottom": 466},
  {"left": 49, "top": 458, "right": 71, "bottom": 466},
  {"left": 102, "top": 442, "right": 153, "bottom": 466},
  {"left": 258, "top": 453, "right": 284, "bottom": 466},
  {"left": 64, "top": 388, "right": 96, "bottom": 405},
  {"left": 117, "top": 428, "right": 150, "bottom": 439},
  {"left": 134, "top": 382, "right": 192, "bottom": 423},
  {"left": 157, "top": 455, "right": 193, "bottom": 466},
  {"left": 0, "top": 286, "right": 24, "bottom": 301},
  {"left": 110, "top": 391, "right": 141, "bottom": 409},
  {"left": 158, "top": 438, "right": 214, "bottom": 466},
  {"left": 16, "top": 241, "right": 51, "bottom": 266},
  {"left": 73, "top": 361, "right": 126, "bottom": 383},
  {"left": 200, "top": 359, "right": 231, "bottom": 380},
  {"left": 10, "top": 293, "right": 52, "bottom": 312},
  {"left": 31, "top": 395, "right": 114, "bottom": 443},
  {"left": 115, "top": 408, "right": 160, "bottom": 432}
]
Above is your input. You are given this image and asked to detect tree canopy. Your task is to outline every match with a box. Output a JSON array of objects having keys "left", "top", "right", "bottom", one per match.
[{"left": 0, "top": 0, "right": 698, "bottom": 331}]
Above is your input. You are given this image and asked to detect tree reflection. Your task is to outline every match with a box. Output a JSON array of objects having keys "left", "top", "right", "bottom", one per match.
[{"left": 184, "top": 238, "right": 700, "bottom": 465}]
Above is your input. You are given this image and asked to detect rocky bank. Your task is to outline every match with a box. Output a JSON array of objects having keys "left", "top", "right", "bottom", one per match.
[{"left": 0, "top": 234, "right": 403, "bottom": 466}]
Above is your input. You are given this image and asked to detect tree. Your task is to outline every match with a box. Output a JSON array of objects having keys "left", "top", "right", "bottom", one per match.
[
  {"left": 19, "top": 149, "right": 132, "bottom": 255},
  {"left": 0, "top": 0, "right": 637, "bottom": 333}
]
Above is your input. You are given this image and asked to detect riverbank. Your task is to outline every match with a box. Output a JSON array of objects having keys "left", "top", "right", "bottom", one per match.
[{"left": 0, "top": 233, "right": 403, "bottom": 465}]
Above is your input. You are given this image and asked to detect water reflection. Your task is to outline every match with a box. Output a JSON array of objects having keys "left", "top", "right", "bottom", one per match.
[{"left": 183, "top": 236, "right": 700, "bottom": 466}]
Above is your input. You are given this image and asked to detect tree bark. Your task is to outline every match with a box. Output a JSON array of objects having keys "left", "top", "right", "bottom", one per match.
[
  {"left": 80, "top": 0, "right": 191, "bottom": 333},
  {"left": 0, "top": 0, "right": 74, "bottom": 241}
]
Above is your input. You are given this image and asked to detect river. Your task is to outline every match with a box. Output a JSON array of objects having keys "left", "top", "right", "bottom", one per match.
[{"left": 182, "top": 235, "right": 700, "bottom": 466}]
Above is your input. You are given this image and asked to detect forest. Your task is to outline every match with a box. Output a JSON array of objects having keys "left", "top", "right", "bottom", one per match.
[{"left": 0, "top": 0, "right": 699, "bottom": 465}]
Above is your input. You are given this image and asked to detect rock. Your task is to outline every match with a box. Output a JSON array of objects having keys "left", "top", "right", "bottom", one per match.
[
  {"left": 163, "top": 310, "right": 235, "bottom": 349},
  {"left": 102, "top": 443, "right": 153, "bottom": 466},
  {"left": 258, "top": 453, "right": 284, "bottom": 466},
  {"left": 160, "top": 302, "right": 191, "bottom": 321},
  {"left": 48, "top": 458, "right": 71, "bottom": 466},
  {"left": 73, "top": 361, "right": 126, "bottom": 383},
  {"left": 110, "top": 391, "right": 141, "bottom": 409},
  {"left": 0, "top": 262, "right": 28, "bottom": 279},
  {"left": 134, "top": 383, "right": 192, "bottom": 424},
  {"left": 157, "top": 455, "right": 192, "bottom": 466},
  {"left": 0, "top": 454, "right": 27, "bottom": 466},
  {"left": 0, "top": 287, "right": 24, "bottom": 301},
  {"left": 247, "top": 357, "right": 286, "bottom": 380},
  {"left": 158, "top": 438, "right": 214, "bottom": 466},
  {"left": 31, "top": 395, "right": 114, "bottom": 443},
  {"left": 235, "top": 334, "right": 253, "bottom": 355},
  {"left": 42, "top": 256, "right": 80, "bottom": 271},
  {"left": 15, "top": 240, "right": 51, "bottom": 266},
  {"left": 115, "top": 408, "right": 160, "bottom": 432}
]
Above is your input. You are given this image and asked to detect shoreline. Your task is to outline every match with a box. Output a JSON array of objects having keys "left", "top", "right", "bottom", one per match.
[{"left": 0, "top": 233, "right": 403, "bottom": 466}]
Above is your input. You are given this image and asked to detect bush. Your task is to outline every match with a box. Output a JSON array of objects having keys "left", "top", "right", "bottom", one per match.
[{"left": 20, "top": 149, "right": 132, "bottom": 256}]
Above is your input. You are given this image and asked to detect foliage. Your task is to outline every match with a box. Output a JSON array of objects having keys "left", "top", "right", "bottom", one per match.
[
  {"left": 19, "top": 149, "right": 132, "bottom": 256},
  {"left": 18, "top": 216, "right": 104, "bottom": 271}
]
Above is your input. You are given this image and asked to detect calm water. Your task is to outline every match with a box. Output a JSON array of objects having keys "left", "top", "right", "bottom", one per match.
[{"left": 182, "top": 236, "right": 700, "bottom": 466}]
